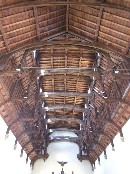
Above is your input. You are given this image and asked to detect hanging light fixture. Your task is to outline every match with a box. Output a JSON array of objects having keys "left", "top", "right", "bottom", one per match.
[
  {"left": 111, "top": 140, "right": 115, "bottom": 151},
  {"left": 104, "top": 150, "right": 107, "bottom": 159},
  {"left": 5, "top": 127, "right": 10, "bottom": 140},
  {"left": 120, "top": 129, "right": 124, "bottom": 142},
  {"left": 14, "top": 139, "right": 17, "bottom": 150},
  {"left": 91, "top": 164, "right": 94, "bottom": 171},
  {"left": 20, "top": 148, "right": 23, "bottom": 157},
  {"left": 26, "top": 155, "right": 28, "bottom": 164},
  {"left": 98, "top": 157, "right": 100, "bottom": 165}
]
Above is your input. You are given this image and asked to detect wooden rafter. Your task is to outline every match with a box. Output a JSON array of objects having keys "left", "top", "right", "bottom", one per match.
[
  {"left": 94, "top": 7, "right": 104, "bottom": 42},
  {"left": 41, "top": 91, "right": 91, "bottom": 97},
  {"left": 33, "top": 7, "right": 40, "bottom": 41},
  {"left": 1, "top": 40, "right": 129, "bottom": 61},
  {"left": 125, "top": 38, "right": 130, "bottom": 55},
  {"left": 0, "top": 1, "right": 129, "bottom": 12},
  {"left": 66, "top": 0, "right": 69, "bottom": 32},
  {"left": 0, "top": 18, "right": 10, "bottom": 51},
  {"left": 0, "top": 2, "right": 129, "bottom": 164}
]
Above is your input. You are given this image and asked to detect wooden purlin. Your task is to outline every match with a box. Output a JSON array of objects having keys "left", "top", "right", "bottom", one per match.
[
  {"left": 0, "top": 1, "right": 129, "bottom": 164},
  {"left": 33, "top": 7, "right": 40, "bottom": 41},
  {"left": 0, "top": 0, "right": 130, "bottom": 12},
  {"left": 94, "top": 7, "right": 103, "bottom": 42},
  {"left": 125, "top": 38, "right": 130, "bottom": 55},
  {"left": 66, "top": 0, "right": 69, "bottom": 32},
  {"left": 0, "top": 18, "right": 10, "bottom": 51},
  {"left": 1, "top": 40, "right": 129, "bottom": 62}
]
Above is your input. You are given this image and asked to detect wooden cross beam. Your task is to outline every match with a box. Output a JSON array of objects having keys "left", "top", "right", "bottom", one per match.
[
  {"left": 49, "top": 136, "right": 79, "bottom": 144},
  {"left": 42, "top": 91, "right": 91, "bottom": 98},
  {"left": 47, "top": 118, "right": 82, "bottom": 124},
  {"left": 0, "top": 0, "right": 129, "bottom": 12},
  {"left": 0, "top": 68, "right": 101, "bottom": 78},
  {"left": 1, "top": 40, "right": 129, "bottom": 61},
  {"left": 43, "top": 105, "right": 88, "bottom": 112}
]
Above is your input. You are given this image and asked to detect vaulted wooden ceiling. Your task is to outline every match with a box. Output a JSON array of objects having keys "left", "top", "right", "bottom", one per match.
[{"left": 0, "top": 0, "right": 130, "bottom": 168}]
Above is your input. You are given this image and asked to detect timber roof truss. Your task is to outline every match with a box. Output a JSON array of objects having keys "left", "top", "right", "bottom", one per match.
[{"left": 0, "top": 0, "right": 130, "bottom": 169}]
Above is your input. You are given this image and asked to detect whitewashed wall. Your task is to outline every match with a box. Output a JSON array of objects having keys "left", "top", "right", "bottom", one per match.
[
  {"left": 94, "top": 119, "right": 130, "bottom": 174},
  {"left": 0, "top": 116, "right": 31, "bottom": 174},
  {"left": 32, "top": 131, "right": 93, "bottom": 174}
]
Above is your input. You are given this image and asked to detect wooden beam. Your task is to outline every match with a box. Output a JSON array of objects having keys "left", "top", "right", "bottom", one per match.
[
  {"left": 94, "top": 7, "right": 103, "bottom": 42},
  {"left": 39, "top": 67, "right": 100, "bottom": 77},
  {"left": 0, "top": 68, "right": 101, "bottom": 78},
  {"left": 49, "top": 136, "right": 79, "bottom": 144},
  {"left": 0, "top": 18, "right": 10, "bottom": 51},
  {"left": 1, "top": 40, "right": 129, "bottom": 61},
  {"left": 97, "top": 118, "right": 121, "bottom": 130},
  {"left": 0, "top": 98, "right": 10, "bottom": 108},
  {"left": 42, "top": 91, "right": 91, "bottom": 98},
  {"left": 43, "top": 105, "right": 88, "bottom": 112},
  {"left": 0, "top": 1, "right": 129, "bottom": 12},
  {"left": 33, "top": 7, "right": 40, "bottom": 41},
  {"left": 0, "top": 39, "right": 128, "bottom": 59},
  {"left": 124, "top": 38, "right": 130, "bottom": 55},
  {"left": 48, "top": 128, "right": 80, "bottom": 134},
  {"left": 66, "top": 0, "right": 69, "bottom": 32},
  {"left": 47, "top": 118, "right": 82, "bottom": 124}
]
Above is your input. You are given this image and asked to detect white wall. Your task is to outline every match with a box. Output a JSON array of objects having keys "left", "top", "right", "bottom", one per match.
[
  {"left": 0, "top": 116, "right": 31, "bottom": 174},
  {"left": 32, "top": 131, "right": 93, "bottom": 174},
  {"left": 94, "top": 119, "right": 130, "bottom": 174}
]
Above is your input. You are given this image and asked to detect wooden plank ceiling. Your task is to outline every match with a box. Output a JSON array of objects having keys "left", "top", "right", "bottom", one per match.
[{"left": 0, "top": 0, "right": 130, "bottom": 167}]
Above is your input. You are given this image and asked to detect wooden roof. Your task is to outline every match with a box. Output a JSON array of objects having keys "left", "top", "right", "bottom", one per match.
[{"left": 0, "top": 0, "right": 130, "bottom": 167}]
